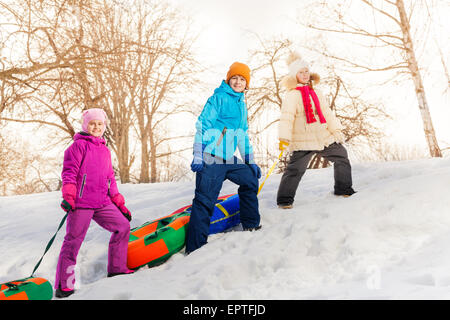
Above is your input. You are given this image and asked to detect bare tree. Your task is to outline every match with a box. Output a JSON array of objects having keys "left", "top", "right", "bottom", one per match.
[
  {"left": 309, "top": 69, "right": 390, "bottom": 168},
  {"left": 0, "top": 0, "right": 201, "bottom": 187},
  {"left": 0, "top": 129, "right": 60, "bottom": 195},
  {"left": 422, "top": 0, "right": 450, "bottom": 95},
  {"left": 124, "top": 2, "right": 200, "bottom": 183},
  {"left": 306, "top": 0, "right": 442, "bottom": 157},
  {"left": 245, "top": 37, "right": 292, "bottom": 172},
  {"left": 0, "top": 1, "right": 115, "bottom": 113},
  {"left": 86, "top": 0, "right": 138, "bottom": 183},
  {"left": 82, "top": 0, "right": 200, "bottom": 184},
  {"left": 0, "top": 0, "right": 138, "bottom": 185}
]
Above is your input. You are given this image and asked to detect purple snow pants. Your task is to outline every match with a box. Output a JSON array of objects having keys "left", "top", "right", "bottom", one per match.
[{"left": 54, "top": 204, "right": 130, "bottom": 290}]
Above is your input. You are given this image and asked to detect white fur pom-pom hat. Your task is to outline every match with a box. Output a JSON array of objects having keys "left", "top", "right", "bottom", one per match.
[{"left": 286, "top": 51, "right": 310, "bottom": 78}]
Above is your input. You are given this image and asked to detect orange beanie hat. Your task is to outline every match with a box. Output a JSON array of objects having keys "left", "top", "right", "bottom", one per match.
[{"left": 226, "top": 62, "right": 251, "bottom": 89}]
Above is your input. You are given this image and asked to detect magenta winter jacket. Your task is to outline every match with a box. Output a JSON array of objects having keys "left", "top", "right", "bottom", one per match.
[{"left": 61, "top": 132, "right": 119, "bottom": 209}]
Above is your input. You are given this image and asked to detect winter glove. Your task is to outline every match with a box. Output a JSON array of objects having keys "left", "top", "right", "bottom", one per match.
[
  {"left": 279, "top": 139, "right": 290, "bottom": 151},
  {"left": 118, "top": 205, "right": 132, "bottom": 222},
  {"left": 60, "top": 200, "right": 73, "bottom": 212},
  {"left": 111, "top": 193, "right": 132, "bottom": 221},
  {"left": 244, "top": 154, "right": 262, "bottom": 179},
  {"left": 61, "top": 183, "right": 76, "bottom": 212},
  {"left": 190, "top": 143, "right": 206, "bottom": 173},
  {"left": 249, "top": 164, "right": 262, "bottom": 179}
]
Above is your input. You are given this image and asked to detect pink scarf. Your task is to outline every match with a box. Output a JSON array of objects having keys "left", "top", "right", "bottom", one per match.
[{"left": 296, "top": 86, "right": 326, "bottom": 124}]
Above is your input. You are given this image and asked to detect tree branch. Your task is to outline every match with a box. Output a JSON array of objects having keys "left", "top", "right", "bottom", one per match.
[
  {"left": 0, "top": 117, "right": 70, "bottom": 133},
  {"left": 359, "top": 0, "right": 401, "bottom": 27}
]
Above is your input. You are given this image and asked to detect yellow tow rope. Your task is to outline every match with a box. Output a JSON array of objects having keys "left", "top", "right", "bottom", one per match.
[{"left": 257, "top": 150, "right": 284, "bottom": 196}]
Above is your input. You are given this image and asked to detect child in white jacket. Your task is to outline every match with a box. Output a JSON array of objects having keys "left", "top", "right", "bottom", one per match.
[{"left": 277, "top": 52, "right": 356, "bottom": 208}]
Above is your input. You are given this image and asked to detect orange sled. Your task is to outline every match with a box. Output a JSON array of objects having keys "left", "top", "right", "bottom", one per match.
[{"left": 127, "top": 193, "right": 240, "bottom": 269}]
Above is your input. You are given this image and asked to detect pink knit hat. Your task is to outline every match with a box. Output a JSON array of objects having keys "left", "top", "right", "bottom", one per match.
[{"left": 81, "top": 108, "right": 108, "bottom": 135}]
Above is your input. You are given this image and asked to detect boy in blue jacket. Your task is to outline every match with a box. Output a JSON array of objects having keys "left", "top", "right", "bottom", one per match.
[{"left": 186, "top": 62, "right": 262, "bottom": 254}]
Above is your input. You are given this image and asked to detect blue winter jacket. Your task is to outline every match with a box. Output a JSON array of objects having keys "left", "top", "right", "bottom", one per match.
[{"left": 194, "top": 80, "right": 254, "bottom": 161}]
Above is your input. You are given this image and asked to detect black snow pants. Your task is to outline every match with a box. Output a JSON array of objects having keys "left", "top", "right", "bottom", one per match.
[{"left": 276, "top": 143, "right": 355, "bottom": 205}]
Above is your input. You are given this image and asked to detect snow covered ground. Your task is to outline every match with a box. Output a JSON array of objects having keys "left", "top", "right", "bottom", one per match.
[{"left": 1, "top": 157, "right": 450, "bottom": 300}]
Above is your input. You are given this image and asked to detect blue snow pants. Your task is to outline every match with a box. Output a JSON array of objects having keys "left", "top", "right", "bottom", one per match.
[{"left": 185, "top": 155, "right": 260, "bottom": 253}]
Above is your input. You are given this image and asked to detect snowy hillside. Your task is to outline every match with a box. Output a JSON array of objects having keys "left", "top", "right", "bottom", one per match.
[{"left": 1, "top": 157, "right": 450, "bottom": 300}]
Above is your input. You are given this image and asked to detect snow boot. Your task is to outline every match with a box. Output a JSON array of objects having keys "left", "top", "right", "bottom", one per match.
[
  {"left": 55, "top": 287, "right": 75, "bottom": 298},
  {"left": 334, "top": 188, "right": 357, "bottom": 197},
  {"left": 278, "top": 204, "right": 293, "bottom": 209},
  {"left": 243, "top": 225, "right": 262, "bottom": 232},
  {"left": 107, "top": 270, "right": 135, "bottom": 278}
]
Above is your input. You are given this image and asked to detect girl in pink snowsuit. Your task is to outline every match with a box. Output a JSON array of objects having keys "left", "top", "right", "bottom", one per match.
[{"left": 54, "top": 108, "right": 133, "bottom": 298}]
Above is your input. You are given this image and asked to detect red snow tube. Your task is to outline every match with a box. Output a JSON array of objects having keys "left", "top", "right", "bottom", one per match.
[
  {"left": 127, "top": 194, "right": 240, "bottom": 269},
  {"left": 127, "top": 209, "right": 190, "bottom": 269}
]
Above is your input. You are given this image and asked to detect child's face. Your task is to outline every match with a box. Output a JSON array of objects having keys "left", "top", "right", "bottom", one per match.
[
  {"left": 87, "top": 119, "right": 104, "bottom": 137},
  {"left": 228, "top": 75, "right": 247, "bottom": 93},
  {"left": 296, "top": 68, "right": 310, "bottom": 85}
]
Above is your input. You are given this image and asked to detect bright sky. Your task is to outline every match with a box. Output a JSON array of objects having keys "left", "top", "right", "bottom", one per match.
[{"left": 170, "top": 0, "right": 303, "bottom": 73}]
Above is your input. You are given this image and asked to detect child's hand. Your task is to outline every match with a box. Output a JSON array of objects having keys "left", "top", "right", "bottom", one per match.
[
  {"left": 191, "top": 143, "right": 206, "bottom": 172},
  {"left": 60, "top": 199, "right": 73, "bottom": 212},
  {"left": 190, "top": 157, "right": 204, "bottom": 172},
  {"left": 61, "top": 184, "right": 76, "bottom": 212},
  {"left": 279, "top": 139, "right": 290, "bottom": 151},
  {"left": 244, "top": 154, "right": 261, "bottom": 179},
  {"left": 118, "top": 204, "right": 132, "bottom": 222},
  {"left": 111, "top": 193, "right": 132, "bottom": 221},
  {"left": 110, "top": 193, "right": 125, "bottom": 207},
  {"left": 249, "top": 163, "right": 262, "bottom": 179}
]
